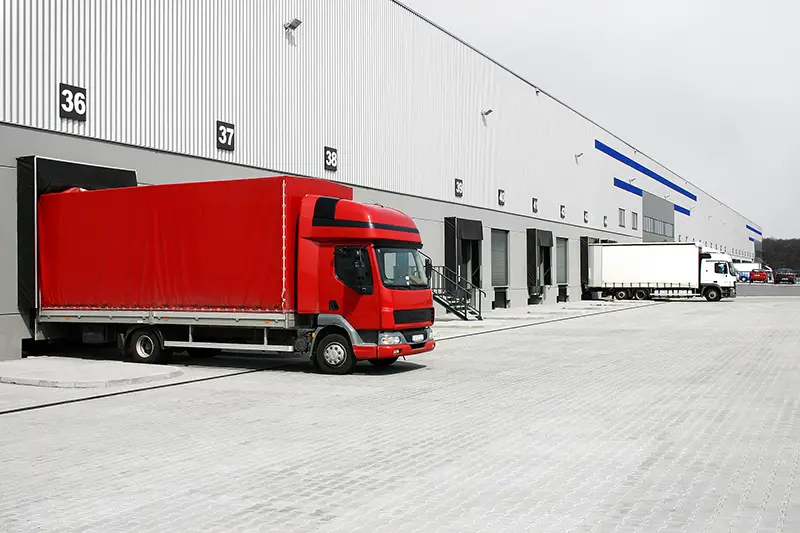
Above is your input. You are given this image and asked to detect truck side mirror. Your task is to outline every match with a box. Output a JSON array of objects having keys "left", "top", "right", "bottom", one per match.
[{"left": 424, "top": 258, "right": 433, "bottom": 281}]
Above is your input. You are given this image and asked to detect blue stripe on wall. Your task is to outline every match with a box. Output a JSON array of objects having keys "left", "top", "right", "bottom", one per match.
[
  {"left": 749, "top": 237, "right": 756, "bottom": 242},
  {"left": 613, "top": 177, "right": 643, "bottom": 196},
  {"left": 595, "top": 140, "right": 698, "bottom": 202},
  {"left": 674, "top": 204, "right": 691, "bottom": 216},
  {"left": 746, "top": 224, "right": 763, "bottom": 236}
]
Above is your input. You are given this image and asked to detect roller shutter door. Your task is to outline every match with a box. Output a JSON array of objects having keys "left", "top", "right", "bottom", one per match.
[{"left": 491, "top": 229, "right": 509, "bottom": 286}]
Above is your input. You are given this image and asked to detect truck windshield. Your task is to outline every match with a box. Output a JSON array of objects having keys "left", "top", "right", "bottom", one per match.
[{"left": 375, "top": 247, "right": 429, "bottom": 289}]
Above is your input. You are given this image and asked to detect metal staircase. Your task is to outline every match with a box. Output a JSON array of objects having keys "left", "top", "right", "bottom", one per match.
[{"left": 423, "top": 254, "right": 485, "bottom": 320}]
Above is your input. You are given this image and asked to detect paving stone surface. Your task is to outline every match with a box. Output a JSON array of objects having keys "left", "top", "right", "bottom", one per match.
[
  {"left": 0, "top": 356, "right": 183, "bottom": 388},
  {"left": 1, "top": 297, "right": 799, "bottom": 532}
]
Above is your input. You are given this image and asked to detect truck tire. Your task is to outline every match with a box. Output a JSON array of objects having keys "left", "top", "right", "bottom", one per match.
[
  {"left": 369, "top": 357, "right": 398, "bottom": 367},
  {"left": 613, "top": 289, "right": 629, "bottom": 300},
  {"left": 632, "top": 288, "right": 649, "bottom": 301},
  {"left": 128, "top": 328, "right": 164, "bottom": 364},
  {"left": 704, "top": 287, "right": 722, "bottom": 302},
  {"left": 315, "top": 333, "right": 356, "bottom": 375}
]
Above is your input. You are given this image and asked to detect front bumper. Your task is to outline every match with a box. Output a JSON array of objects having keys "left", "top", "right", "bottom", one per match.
[
  {"left": 723, "top": 286, "right": 737, "bottom": 298},
  {"left": 352, "top": 327, "right": 436, "bottom": 360},
  {"left": 353, "top": 340, "right": 436, "bottom": 360}
]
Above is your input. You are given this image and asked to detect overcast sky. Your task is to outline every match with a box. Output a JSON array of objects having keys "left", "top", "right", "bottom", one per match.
[{"left": 401, "top": 0, "right": 799, "bottom": 238}]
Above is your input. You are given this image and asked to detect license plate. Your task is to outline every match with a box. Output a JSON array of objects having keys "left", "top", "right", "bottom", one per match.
[{"left": 412, "top": 334, "right": 424, "bottom": 343}]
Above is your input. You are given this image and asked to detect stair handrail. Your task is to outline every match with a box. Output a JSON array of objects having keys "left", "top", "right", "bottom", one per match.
[
  {"left": 419, "top": 252, "right": 486, "bottom": 298},
  {"left": 420, "top": 251, "right": 485, "bottom": 319}
]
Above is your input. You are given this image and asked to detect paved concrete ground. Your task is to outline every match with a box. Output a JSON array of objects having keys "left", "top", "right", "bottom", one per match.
[
  {"left": 435, "top": 299, "right": 654, "bottom": 339},
  {"left": 737, "top": 282, "right": 800, "bottom": 297},
  {"left": 1, "top": 297, "right": 800, "bottom": 532},
  {"left": 0, "top": 356, "right": 183, "bottom": 388}
]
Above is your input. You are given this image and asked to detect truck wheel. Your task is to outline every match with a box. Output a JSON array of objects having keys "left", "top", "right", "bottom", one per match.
[
  {"left": 128, "top": 328, "right": 164, "bottom": 364},
  {"left": 369, "top": 357, "right": 398, "bottom": 367},
  {"left": 632, "top": 288, "right": 649, "bottom": 301},
  {"left": 613, "top": 289, "right": 629, "bottom": 300},
  {"left": 704, "top": 287, "right": 722, "bottom": 302},
  {"left": 315, "top": 333, "right": 356, "bottom": 375}
]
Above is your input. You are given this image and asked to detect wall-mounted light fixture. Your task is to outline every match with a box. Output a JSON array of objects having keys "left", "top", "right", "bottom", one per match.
[
  {"left": 664, "top": 194, "right": 670, "bottom": 200},
  {"left": 574, "top": 153, "right": 583, "bottom": 165},
  {"left": 534, "top": 87, "right": 541, "bottom": 96},
  {"left": 481, "top": 109, "right": 493, "bottom": 117},
  {"left": 284, "top": 18, "right": 302, "bottom": 31},
  {"left": 628, "top": 177, "right": 636, "bottom": 184}
]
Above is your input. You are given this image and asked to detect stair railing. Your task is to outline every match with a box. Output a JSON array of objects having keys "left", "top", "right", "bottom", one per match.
[{"left": 421, "top": 252, "right": 485, "bottom": 320}]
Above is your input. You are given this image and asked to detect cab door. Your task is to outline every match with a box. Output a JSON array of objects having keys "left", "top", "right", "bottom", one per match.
[{"left": 323, "top": 245, "right": 382, "bottom": 331}]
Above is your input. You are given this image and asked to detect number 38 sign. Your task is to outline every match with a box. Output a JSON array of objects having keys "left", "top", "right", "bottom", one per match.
[
  {"left": 324, "top": 147, "right": 338, "bottom": 172},
  {"left": 59, "top": 83, "right": 87, "bottom": 121}
]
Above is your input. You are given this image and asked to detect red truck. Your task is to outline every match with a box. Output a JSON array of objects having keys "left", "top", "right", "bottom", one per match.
[{"left": 36, "top": 176, "right": 436, "bottom": 374}]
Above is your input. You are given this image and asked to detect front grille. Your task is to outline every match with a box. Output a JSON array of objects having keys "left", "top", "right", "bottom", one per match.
[
  {"left": 400, "top": 329, "right": 427, "bottom": 344},
  {"left": 394, "top": 308, "right": 433, "bottom": 324}
]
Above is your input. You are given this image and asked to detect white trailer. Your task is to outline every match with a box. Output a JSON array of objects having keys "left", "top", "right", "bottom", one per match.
[{"left": 588, "top": 242, "right": 737, "bottom": 302}]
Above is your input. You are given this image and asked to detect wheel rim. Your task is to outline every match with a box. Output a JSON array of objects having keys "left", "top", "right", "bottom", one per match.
[
  {"left": 709, "top": 290, "right": 718, "bottom": 299},
  {"left": 323, "top": 342, "right": 347, "bottom": 367},
  {"left": 135, "top": 335, "right": 155, "bottom": 359},
  {"left": 634, "top": 290, "right": 646, "bottom": 300},
  {"left": 616, "top": 290, "right": 626, "bottom": 300}
]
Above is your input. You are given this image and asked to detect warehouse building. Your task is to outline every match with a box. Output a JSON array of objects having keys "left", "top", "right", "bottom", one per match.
[{"left": 0, "top": 0, "right": 762, "bottom": 360}]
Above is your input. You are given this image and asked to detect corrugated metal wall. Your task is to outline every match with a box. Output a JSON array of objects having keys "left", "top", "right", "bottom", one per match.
[{"left": 0, "top": 0, "right": 759, "bottom": 251}]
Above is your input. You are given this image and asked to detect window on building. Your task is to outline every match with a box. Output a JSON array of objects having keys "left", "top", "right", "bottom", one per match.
[
  {"left": 491, "top": 229, "right": 509, "bottom": 287},
  {"left": 619, "top": 208, "right": 626, "bottom": 228},
  {"left": 556, "top": 238, "right": 568, "bottom": 285},
  {"left": 632, "top": 212, "right": 638, "bottom": 230},
  {"left": 335, "top": 246, "right": 374, "bottom": 295}
]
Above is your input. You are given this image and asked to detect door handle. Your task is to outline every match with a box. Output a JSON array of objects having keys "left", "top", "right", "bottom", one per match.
[{"left": 329, "top": 300, "right": 339, "bottom": 311}]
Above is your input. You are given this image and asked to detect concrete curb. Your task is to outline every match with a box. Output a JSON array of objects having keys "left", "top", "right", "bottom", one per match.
[
  {"left": 438, "top": 302, "right": 664, "bottom": 342},
  {"left": 0, "top": 367, "right": 183, "bottom": 389}
]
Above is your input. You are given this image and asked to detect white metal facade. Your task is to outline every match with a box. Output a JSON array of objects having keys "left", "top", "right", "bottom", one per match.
[{"left": 1, "top": 0, "right": 761, "bottom": 254}]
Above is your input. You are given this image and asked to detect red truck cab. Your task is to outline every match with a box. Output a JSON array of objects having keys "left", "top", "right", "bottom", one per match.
[{"left": 297, "top": 195, "right": 435, "bottom": 372}]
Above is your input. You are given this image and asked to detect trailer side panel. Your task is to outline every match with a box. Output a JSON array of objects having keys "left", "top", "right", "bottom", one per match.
[{"left": 37, "top": 176, "right": 351, "bottom": 312}]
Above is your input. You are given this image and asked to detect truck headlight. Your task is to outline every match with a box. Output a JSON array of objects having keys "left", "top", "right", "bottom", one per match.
[
  {"left": 379, "top": 333, "right": 403, "bottom": 346},
  {"left": 427, "top": 327, "right": 436, "bottom": 340}
]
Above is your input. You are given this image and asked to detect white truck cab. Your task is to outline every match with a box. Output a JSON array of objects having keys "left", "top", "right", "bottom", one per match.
[{"left": 700, "top": 249, "right": 737, "bottom": 300}]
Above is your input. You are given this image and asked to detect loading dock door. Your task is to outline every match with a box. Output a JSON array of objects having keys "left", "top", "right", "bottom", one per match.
[
  {"left": 444, "top": 217, "right": 483, "bottom": 291},
  {"left": 579, "top": 236, "right": 601, "bottom": 299},
  {"left": 16, "top": 156, "right": 137, "bottom": 326},
  {"left": 526, "top": 229, "right": 553, "bottom": 303}
]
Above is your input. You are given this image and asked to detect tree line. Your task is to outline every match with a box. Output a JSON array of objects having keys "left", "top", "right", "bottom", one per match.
[{"left": 763, "top": 238, "right": 800, "bottom": 270}]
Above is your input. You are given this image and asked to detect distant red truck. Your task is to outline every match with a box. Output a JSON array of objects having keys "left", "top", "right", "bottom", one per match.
[{"left": 749, "top": 270, "right": 768, "bottom": 283}]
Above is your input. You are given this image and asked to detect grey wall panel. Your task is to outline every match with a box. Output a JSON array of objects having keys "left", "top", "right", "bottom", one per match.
[
  {"left": 642, "top": 191, "right": 675, "bottom": 224},
  {"left": 0, "top": 166, "right": 18, "bottom": 315},
  {"left": 0, "top": 124, "right": 281, "bottom": 184},
  {"left": 0, "top": 314, "right": 28, "bottom": 361}
]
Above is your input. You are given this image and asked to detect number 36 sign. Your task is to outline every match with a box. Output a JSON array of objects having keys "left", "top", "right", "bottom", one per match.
[{"left": 59, "top": 83, "right": 87, "bottom": 121}]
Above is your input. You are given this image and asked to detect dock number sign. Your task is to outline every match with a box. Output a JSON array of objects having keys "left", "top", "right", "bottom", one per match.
[
  {"left": 59, "top": 83, "right": 87, "bottom": 121},
  {"left": 216, "top": 121, "right": 235, "bottom": 151},
  {"left": 324, "top": 147, "right": 338, "bottom": 172}
]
